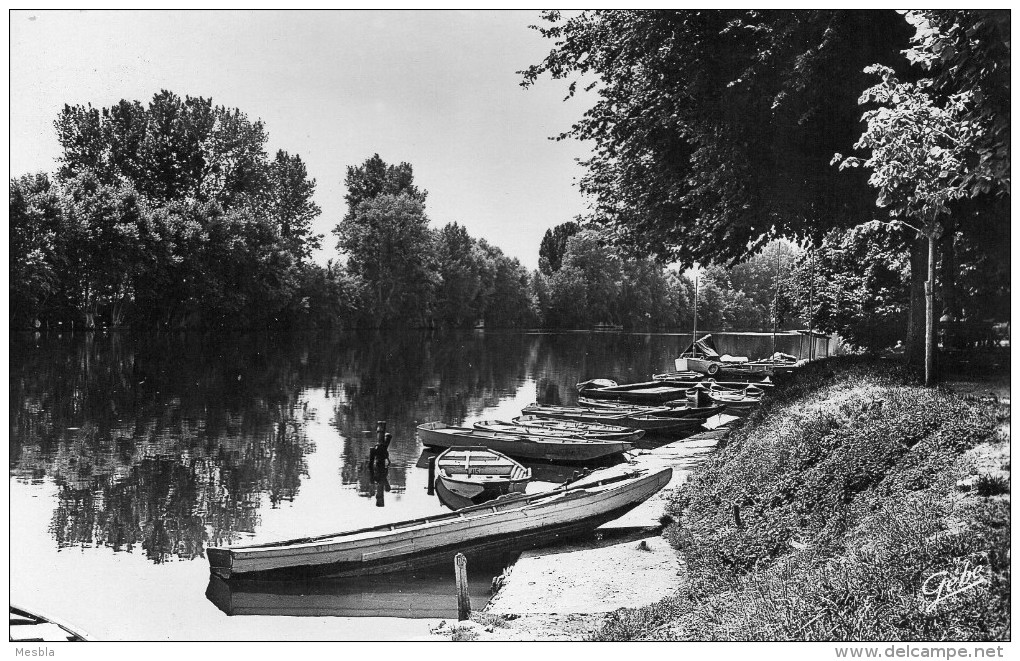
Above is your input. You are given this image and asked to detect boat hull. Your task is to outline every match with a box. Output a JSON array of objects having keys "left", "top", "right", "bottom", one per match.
[
  {"left": 207, "top": 467, "right": 672, "bottom": 580},
  {"left": 418, "top": 423, "right": 632, "bottom": 462},
  {"left": 521, "top": 406, "right": 704, "bottom": 433}
]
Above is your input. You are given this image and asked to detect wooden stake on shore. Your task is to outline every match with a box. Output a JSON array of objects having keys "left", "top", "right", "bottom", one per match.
[
  {"left": 455, "top": 552, "right": 471, "bottom": 621},
  {"left": 427, "top": 455, "right": 436, "bottom": 495},
  {"left": 732, "top": 503, "right": 742, "bottom": 528}
]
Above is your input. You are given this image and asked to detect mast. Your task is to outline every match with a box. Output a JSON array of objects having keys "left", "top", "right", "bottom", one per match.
[
  {"left": 692, "top": 266, "right": 699, "bottom": 357},
  {"left": 772, "top": 241, "right": 781, "bottom": 358},
  {"left": 807, "top": 252, "right": 814, "bottom": 362}
]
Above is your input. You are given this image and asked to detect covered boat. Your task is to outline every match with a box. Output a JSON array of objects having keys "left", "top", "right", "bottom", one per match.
[
  {"left": 206, "top": 465, "right": 673, "bottom": 580},
  {"left": 434, "top": 447, "right": 531, "bottom": 501},
  {"left": 418, "top": 422, "right": 632, "bottom": 462}
]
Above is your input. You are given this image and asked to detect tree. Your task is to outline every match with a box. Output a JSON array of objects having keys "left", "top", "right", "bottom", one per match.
[
  {"left": 335, "top": 193, "right": 438, "bottom": 327},
  {"left": 836, "top": 65, "right": 985, "bottom": 384},
  {"left": 798, "top": 227, "right": 911, "bottom": 352},
  {"left": 342, "top": 154, "right": 426, "bottom": 217},
  {"left": 434, "top": 222, "right": 486, "bottom": 327},
  {"left": 522, "top": 10, "right": 912, "bottom": 267},
  {"left": 267, "top": 150, "right": 322, "bottom": 260},
  {"left": 10, "top": 173, "right": 61, "bottom": 326},
  {"left": 538, "top": 221, "right": 580, "bottom": 275}
]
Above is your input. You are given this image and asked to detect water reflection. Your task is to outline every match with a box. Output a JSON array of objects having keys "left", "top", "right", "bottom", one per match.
[{"left": 11, "top": 329, "right": 795, "bottom": 568}]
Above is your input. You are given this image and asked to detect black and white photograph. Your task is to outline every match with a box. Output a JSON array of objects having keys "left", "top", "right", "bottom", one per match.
[{"left": 8, "top": 8, "right": 1011, "bottom": 651}]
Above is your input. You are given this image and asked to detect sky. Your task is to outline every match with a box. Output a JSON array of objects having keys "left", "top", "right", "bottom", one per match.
[{"left": 9, "top": 9, "right": 595, "bottom": 270}]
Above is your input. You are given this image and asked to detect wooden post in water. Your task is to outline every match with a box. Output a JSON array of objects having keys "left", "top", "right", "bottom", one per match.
[
  {"left": 455, "top": 552, "right": 471, "bottom": 621},
  {"left": 427, "top": 455, "right": 436, "bottom": 495},
  {"left": 376, "top": 420, "right": 386, "bottom": 445}
]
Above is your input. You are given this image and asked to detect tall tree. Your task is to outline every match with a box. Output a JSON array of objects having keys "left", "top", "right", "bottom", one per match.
[
  {"left": 836, "top": 65, "right": 987, "bottom": 384},
  {"left": 538, "top": 221, "right": 580, "bottom": 275},
  {"left": 335, "top": 193, "right": 438, "bottom": 327},
  {"left": 267, "top": 150, "right": 322, "bottom": 260},
  {"left": 342, "top": 154, "right": 426, "bottom": 219}
]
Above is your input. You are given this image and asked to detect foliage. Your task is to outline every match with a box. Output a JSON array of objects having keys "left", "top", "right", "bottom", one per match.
[
  {"left": 835, "top": 65, "right": 981, "bottom": 227},
  {"left": 11, "top": 90, "right": 337, "bottom": 330},
  {"left": 796, "top": 227, "right": 911, "bottom": 352},
  {"left": 522, "top": 10, "right": 912, "bottom": 267},
  {"left": 336, "top": 193, "right": 439, "bottom": 327},
  {"left": 538, "top": 221, "right": 580, "bottom": 275},
  {"left": 591, "top": 358, "right": 1010, "bottom": 641},
  {"left": 904, "top": 10, "right": 1010, "bottom": 198}
]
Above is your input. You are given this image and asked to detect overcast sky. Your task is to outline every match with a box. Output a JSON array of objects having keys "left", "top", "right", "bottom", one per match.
[{"left": 9, "top": 9, "right": 594, "bottom": 269}]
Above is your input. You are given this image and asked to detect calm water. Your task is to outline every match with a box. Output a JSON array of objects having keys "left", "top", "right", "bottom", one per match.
[{"left": 9, "top": 329, "right": 817, "bottom": 641}]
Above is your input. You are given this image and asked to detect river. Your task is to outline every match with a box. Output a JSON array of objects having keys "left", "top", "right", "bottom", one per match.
[{"left": 9, "top": 329, "right": 823, "bottom": 640}]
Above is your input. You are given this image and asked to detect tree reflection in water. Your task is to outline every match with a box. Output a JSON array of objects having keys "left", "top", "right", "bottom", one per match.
[{"left": 11, "top": 329, "right": 698, "bottom": 565}]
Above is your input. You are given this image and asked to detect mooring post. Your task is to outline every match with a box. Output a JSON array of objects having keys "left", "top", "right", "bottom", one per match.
[
  {"left": 732, "top": 502, "right": 742, "bottom": 528},
  {"left": 455, "top": 552, "right": 471, "bottom": 621},
  {"left": 376, "top": 420, "right": 386, "bottom": 445},
  {"left": 427, "top": 455, "right": 436, "bottom": 495}
]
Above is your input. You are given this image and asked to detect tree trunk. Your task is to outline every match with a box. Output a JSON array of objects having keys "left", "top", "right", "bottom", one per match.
[
  {"left": 906, "top": 236, "right": 928, "bottom": 365},
  {"left": 925, "top": 232, "right": 937, "bottom": 387}
]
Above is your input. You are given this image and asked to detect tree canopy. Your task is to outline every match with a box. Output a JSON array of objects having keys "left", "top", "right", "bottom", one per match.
[{"left": 522, "top": 10, "right": 913, "bottom": 267}]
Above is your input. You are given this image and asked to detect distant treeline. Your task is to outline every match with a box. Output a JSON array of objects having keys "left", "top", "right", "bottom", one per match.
[{"left": 8, "top": 93, "right": 809, "bottom": 333}]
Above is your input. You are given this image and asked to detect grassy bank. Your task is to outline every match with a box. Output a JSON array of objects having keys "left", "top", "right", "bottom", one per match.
[{"left": 591, "top": 358, "right": 1010, "bottom": 641}]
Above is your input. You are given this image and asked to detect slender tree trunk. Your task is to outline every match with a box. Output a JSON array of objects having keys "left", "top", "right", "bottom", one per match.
[
  {"left": 906, "top": 236, "right": 928, "bottom": 365},
  {"left": 925, "top": 231, "right": 937, "bottom": 387}
]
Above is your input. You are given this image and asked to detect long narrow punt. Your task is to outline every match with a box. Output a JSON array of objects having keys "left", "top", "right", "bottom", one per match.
[
  {"left": 575, "top": 397, "right": 725, "bottom": 419},
  {"left": 507, "top": 416, "right": 646, "bottom": 442},
  {"left": 417, "top": 422, "right": 632, "bottom": 462},
  {"left": 206, "top": 466, "right": 672, "bottom": 580},
  {"left": 521, "top": 404, "right": 704, "bottom": 433}
]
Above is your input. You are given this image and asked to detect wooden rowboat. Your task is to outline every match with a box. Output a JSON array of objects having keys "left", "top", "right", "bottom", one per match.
[
  {"left": 575, "top": 397, "right": 725, "bottom": 419},
  {"left": 478, "top": 419, "right": 644, "bottom": 443},
  {"left": 576, "top": 379, "right": 696, "bottom": 405},
  {"left": 520, "top": 404, "right": 704, "bottom": 433},
  {"left": 10, "top": 605, "right": 88, "bottom": 642},
  {"left": 507, "top": 416, "right": 646, "bottom": 442},
  {"left": 435, "top": 447, "right": 531, "bottom": 501},
  {"left": 418, "top": 422, "right": 632, "bottom": 462},
  {"left": 206, "top": 465, "right": 672, "bottom": 580}
]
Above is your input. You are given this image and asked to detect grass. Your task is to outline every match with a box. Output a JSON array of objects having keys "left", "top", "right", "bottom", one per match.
[{"left": 589, "top": 357, "right": 1010, "bottom": 641}]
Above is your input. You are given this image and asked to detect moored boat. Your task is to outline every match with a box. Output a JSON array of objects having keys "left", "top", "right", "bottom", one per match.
[
  {"left": 206, "top": 465, "right": 673, "bottom": 580},
  {"left": 576, "top": 378, "right": 697, "bottom": 404},
  {"left": 521, "top": 404, "right": 705, "bottom": 433},
  {"left": 475, "top": 419, "right": 644, "bottom": 443},
  {"left": 418, "top": 422, "right": 632, "bottom": 462},
  {"left": 508, "top": 416, "right": 646, "bottom": 442},
  {"left": 434, "top": 447, "right": 531, "bottom": 501},
  {"left": 10, "top": 605, "right": 89, "bottom": 642},
  {"left": 576, "top": 396, "right": 725, "bottom": 419}
]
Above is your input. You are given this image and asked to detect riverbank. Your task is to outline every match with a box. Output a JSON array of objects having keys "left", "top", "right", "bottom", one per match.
[
  {"left": 592, "top": 357, "right": 1010, "bottom": 641},
  {"left": 443, "top": 357, "right": 1009, "bottom": 641}
]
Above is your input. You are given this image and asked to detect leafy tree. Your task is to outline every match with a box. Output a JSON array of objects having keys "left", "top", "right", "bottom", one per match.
[
  {"left": 836, "top": 65, "right": 986, "bottom": 383},
  {"left": 434, "top": 222, "right": 487, "bottom": 327},
  {"left": 342, "top": 154, "right": 426, "bottom": 217},
  {"left": 522, "top": 10, "right": 912, "bottom": 267},
  {"left": 476, "top": 240, "right": 536, "bottom": 328},
  {"left": 56, "top": 173, "right": 145, "bottom": 328},
  {"left": 538, "top": 221, "right": 580, "bottom": 275},
  {"left": 10, "top": 173, "right": 62, "bottom": 326},
  {"left": 798, "top": 227, "right": 911, "bottom": 352},
  {"left": 335, "top": 193, "right": 438, "bottom": 327},
  {"left": 267, "top": 150, "right": 322, "bottom": 260}
]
